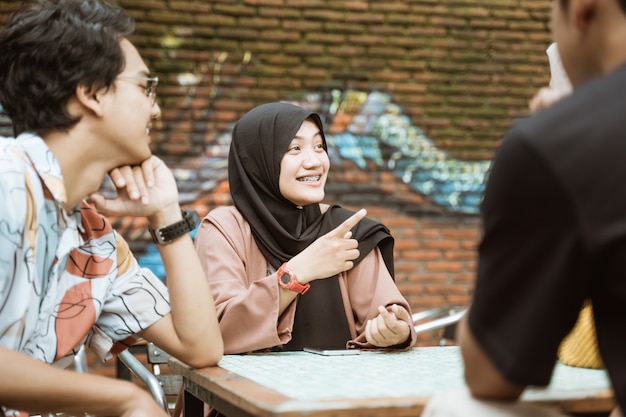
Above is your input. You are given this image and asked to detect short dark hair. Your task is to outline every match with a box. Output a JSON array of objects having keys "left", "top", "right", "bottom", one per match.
[{"left": 0, "top": 0, "right": 135, "bottom": 136}]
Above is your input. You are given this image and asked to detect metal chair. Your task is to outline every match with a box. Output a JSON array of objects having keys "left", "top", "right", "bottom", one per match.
[
  {"left": 412, "top": 306, "right": 468, "bottom": 346},
  {"left": 118, "top": 342, "right": 183, "bottom": 413},
  {"left": 73, "top": 344, "right": 89, "bottom": 373},
  {"left": 73, "top": 344, "right": 171, "bottom": 414}
]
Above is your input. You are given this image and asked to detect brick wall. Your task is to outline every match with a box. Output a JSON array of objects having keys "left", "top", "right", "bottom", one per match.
[
  {"left": 116, "top": 0, "right": 552, "bottom": 162},
  {"left": 0, "top": 0, "right": 553, "bottom": 362}
]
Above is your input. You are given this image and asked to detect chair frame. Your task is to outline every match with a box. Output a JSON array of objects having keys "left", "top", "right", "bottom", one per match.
[
  {"left": 117, "top": 348, "right": 170, "bottom": 412},
  {"left": 412, "top": 306, "right": 467, "bottom": 344}
]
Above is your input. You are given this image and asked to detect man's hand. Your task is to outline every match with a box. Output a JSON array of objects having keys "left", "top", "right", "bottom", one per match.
[
  {"left": 89, "top": 155, "right": 179, "bottom": 218},
  {"left": 365, "top": 304, "right": 411, "bottom": 347},
  {"left": 528, "top": 86, "right": 569, "bottom": 113}
]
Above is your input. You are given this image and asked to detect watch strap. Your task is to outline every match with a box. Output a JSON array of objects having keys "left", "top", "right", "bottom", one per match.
[
  {"left": 277, "top": 263, "right": 310, "bottom": 294},
  {"left": 149, "top": 209, "right": 200, "bottom": 245}
]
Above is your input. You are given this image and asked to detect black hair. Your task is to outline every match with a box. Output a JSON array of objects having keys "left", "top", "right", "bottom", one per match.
[{"left": 0, "top": 0, "right": 135, "bottom": 136}]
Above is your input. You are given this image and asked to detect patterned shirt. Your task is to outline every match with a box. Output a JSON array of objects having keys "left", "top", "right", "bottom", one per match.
[{"left": 0, "top": 133, "right": 171, "bottom": 369}]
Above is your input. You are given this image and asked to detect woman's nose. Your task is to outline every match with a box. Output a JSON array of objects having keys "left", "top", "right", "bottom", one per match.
[{"left": 302, "top": 150, "right": 322, "bottom": 167}]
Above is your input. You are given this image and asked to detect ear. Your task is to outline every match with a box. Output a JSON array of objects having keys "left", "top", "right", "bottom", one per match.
[
  {"left": 571, "top": 0, "right": 598, "bottom": 29},
  {"left": 74, "top": 83, "right": 106, "bottom": 117}
]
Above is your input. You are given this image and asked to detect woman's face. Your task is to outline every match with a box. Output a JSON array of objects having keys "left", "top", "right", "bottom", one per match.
[{"left": 279, "top": 119, "right": 330, "bottom": 207}]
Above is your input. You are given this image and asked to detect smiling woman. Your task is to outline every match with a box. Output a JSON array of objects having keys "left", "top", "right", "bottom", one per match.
[{"left": 194, "top": 101, "right": 417, "bottom": 359}]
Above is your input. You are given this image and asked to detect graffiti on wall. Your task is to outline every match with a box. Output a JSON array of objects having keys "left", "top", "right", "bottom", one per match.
[
  {"left": 291, "top": 89, "right": 490, "bottom": 213},
  {"left": 137, "top": 87, "right": 492, "bottom": 278},
  {"left": 148, "top": 42, "right": 492, "bottom": 212},
  {"left": 161, "top": 86, "right": 491, "bottom": 213}
]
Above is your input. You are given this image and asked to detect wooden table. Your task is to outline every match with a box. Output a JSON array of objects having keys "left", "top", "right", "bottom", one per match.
[{"left": 169, "top": 346, "right": 615, "bottom": 417}]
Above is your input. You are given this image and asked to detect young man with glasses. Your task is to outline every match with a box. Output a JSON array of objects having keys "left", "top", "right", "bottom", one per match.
[
  {"left": 0, "top": 1, "right": 223, "bottom": 416},
  {"left": 424, "top": 0, "right": 626, "bottom": 416}
]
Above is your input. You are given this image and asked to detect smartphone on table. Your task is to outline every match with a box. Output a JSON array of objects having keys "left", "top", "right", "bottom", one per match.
[{"left": 303, "top": 346, "right": 361, "bottom": 356}]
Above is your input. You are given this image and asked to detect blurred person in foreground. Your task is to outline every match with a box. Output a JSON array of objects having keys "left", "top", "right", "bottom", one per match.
[
  {"left": 424, "top": 0, "right": 626, "bottom": 416},
  {"left": 0, "top": 1, "right": 223, "bottom": 416}
]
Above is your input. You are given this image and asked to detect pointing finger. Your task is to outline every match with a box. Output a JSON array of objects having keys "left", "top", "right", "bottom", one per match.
[{"left": 329, "top": 208, "right": 366, "bottom": 238}]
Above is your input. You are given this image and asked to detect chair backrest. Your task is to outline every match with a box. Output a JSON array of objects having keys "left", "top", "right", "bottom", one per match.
[
  {"left": 117, "top": 347, "right": 171, "bottom": 412},
  {"left": 118, "top": 342, "right": 185, "bottom": 412},
  {"left": 412, "top": 306, "right": 467, "bottom": 346},
  {"left": 115, "top": 342, "right": 184, "bottom": 414},
  {"left": 145, "top": 341, "right": 182, "bottom": 397},
  {"left": 73, "top": 345, "right": 89, "bottom": 373},
  {"left": 73, "top": 344, "right": 172, "bottom": 414}
]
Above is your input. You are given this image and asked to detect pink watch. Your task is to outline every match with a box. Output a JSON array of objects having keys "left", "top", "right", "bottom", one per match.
[{"left": 277, "top": 263, "right": 310, "bottom": 294}]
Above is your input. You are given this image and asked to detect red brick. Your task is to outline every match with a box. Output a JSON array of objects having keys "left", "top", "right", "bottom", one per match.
[{"left": 425, "top": 262, "right": 463, "bottom": 273}]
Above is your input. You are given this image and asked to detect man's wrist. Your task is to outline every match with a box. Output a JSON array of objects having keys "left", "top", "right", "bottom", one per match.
[
  {"left": 147, "top": 204, "right": 182, "bottom": 229},
  {"left": 148, "top": 207, "right": 199, "bottom": 245}
]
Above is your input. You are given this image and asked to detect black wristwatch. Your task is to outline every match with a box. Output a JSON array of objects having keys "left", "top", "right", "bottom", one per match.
[{"left": 148, "top": 209, "right": 200, "bottom": 245}]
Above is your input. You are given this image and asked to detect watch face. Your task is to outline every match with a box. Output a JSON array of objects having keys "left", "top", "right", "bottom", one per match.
[{"left": 280, "top": 273, "right": 291, "bottom": 285}]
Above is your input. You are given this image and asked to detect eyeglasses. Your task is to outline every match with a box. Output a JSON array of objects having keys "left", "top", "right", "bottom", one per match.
[{"left": 117, "top": 75, "right": 159, "bottom": 106}]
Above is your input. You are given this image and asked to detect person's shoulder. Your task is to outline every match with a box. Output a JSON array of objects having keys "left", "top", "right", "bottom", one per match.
[
  {"left": 0, "top": 138, "right": 30, "bottom": 195},
  {"left": 0, "top": 141, "right": 29, "bottom": 227},
  {"left": 515, "top": 67, "right": 626, "bottom": 160},
  {"left": 202, "top": 206, "right": 255, "bottom": 251},
  {"left": 0, "top": 136, "right": 26, "bottom": 166},
  {"left": 206, "top": 205, "right": 251, "bottom": 234},
  {"left": 522, "top": 65, "right": 626, "bottom": 141},
  {"left": 0, "top": 135, "right": 16, "bottom": 145},
  {"left": 496, "top": 68, "right": 626, "bottom": 202},
  {"left": 207, "top": 205, "right": 243, "bottom": 222}
]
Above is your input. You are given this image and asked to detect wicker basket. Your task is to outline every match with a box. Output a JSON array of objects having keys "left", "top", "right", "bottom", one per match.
[{"left": 557, "top": 300, "right": 603, "bottom": 369}]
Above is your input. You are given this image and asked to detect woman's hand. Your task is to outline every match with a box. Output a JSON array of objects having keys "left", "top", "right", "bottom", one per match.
[
  {"left": 286, "top": 209, "right": 366, "bottom": 283},
  {"left": 365, "top": 305, "right": 411, "bottom": 347}
]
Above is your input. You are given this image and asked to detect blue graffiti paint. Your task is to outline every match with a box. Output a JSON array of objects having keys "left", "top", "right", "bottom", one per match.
[{"left": 318, "top": 91, "right": 490, "bottom": 214}]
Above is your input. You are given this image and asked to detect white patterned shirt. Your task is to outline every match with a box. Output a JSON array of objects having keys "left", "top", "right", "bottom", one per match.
[{"left": 0, "top": 133, "right": 170, "bottom": 369}]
